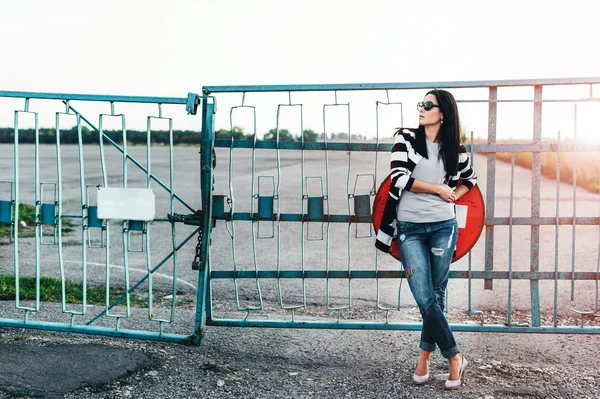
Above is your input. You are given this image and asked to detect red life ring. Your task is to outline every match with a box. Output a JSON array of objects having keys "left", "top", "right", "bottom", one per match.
[{"left": 372, "top": 175, "right": 485, "bottom": 263}]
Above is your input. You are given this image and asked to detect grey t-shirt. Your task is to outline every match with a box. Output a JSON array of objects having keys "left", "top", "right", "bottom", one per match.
[{"left": 397, "top": 139, "right": 455, "bottom": 223}]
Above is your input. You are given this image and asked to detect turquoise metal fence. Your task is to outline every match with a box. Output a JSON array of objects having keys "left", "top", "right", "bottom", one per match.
[
  {"left": 0, "top": 78, "right": 599, "bottom": 345},
  {"left": 0, "top": 91, "right": 204, "bottom": 343},
  {"left": 197, "top": 78, "right": 600, "bottom": 342}
]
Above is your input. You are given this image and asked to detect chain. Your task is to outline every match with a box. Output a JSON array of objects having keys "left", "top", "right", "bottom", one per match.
[
  {"left": 168, "top": 213, "right": 194, "bottom": 223},
  {"left": 188, "top": 147, "right": 216, "bottom": 271},
  {"left": 191, "top": 227, "right": 203, "bottom": 270},
  {"left": 168, "top": 211, "right": 205, "bottom": 270}
]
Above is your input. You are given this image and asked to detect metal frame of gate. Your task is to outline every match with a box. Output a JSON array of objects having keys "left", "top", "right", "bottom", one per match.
[
  {"left": 197, "top": 77, "right": 600, "bottom": 343},
  {"left": 0, "top": 77, "right": 599, "bottom": 345},
  {"left": 0, "top": 90, "right": 206, "bottom": 343}
]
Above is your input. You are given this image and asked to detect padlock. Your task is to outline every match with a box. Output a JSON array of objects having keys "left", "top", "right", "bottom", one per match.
[{"left": 192, "top": 260, "right": 201, "bottom": 271}]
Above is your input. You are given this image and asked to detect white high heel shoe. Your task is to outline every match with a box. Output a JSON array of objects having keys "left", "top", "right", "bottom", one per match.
[
  {"left": 412, "top": 372, "right": 429, "bottom": 385},
  {"left": 413, "top": 358, "right": 430, "bottom": 385},
  {"left": 444, "top": 356, "right": 468, "bottom": 390}
]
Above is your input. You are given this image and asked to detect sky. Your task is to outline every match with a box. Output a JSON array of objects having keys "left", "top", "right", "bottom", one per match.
[{"left": 0, "top": 0, "right": 599, "bottom": 141}]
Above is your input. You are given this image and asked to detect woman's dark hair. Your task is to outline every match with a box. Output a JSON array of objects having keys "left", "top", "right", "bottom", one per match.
[{"left": 413, "top": 89, "right": 461, "bottom": 176}]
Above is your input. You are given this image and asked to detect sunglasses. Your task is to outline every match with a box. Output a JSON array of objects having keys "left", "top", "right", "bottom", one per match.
[{"left": 417, "top": 101, "right": 440, "bottom": 111}]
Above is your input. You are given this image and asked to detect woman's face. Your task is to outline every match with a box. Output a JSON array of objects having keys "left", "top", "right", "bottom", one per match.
[{"left": 418, "top": 93, "right": 443, "bottom": 127}]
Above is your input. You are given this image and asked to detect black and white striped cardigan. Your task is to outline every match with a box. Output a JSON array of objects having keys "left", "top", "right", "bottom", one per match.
[{"left": 375, "top": 128, "right": 478, "bottom": 253}]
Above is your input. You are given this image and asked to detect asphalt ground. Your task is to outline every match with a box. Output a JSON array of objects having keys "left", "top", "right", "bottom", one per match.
[{"left": 2, "top": 144, "right": 599, "bottom": 315}]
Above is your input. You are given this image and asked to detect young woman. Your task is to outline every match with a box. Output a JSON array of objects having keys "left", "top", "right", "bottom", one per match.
[{"left": 375, "top": 89, "right": 477, "bottom": 390}]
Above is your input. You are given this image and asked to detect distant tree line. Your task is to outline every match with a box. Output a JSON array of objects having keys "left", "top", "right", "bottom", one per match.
[
  {"left": 0, "top": 126, "right": 359, "bottom": 145},
  {"left": 216, "top": 128, "right": 320, "bottom": 142},
  {"left": 0, "top": 126, "right": 201, "bottom": 145}
]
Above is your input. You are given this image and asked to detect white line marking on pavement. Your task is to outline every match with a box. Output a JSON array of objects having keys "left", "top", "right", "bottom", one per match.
[{"left": 64, "top": 260, "right": 197, "bottom": 290}]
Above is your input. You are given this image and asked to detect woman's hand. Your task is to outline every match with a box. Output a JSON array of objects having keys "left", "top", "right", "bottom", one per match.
[{"left": 436, "top": 184, "right": 456, "bottom": 203}]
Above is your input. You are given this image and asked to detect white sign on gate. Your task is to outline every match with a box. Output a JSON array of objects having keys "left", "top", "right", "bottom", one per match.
[{"left": 97, "top": 188, "right": 155, "bottom": 221}]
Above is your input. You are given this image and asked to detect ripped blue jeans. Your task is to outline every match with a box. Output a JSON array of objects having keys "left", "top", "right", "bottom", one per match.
[{"left": 397, "top": 218, "right": 459, "bottom": 359}]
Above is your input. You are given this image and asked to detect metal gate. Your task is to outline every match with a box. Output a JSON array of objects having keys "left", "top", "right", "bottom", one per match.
[
  {"left": 1, "top": 77, "right": 599, "bottom": 345},
  {"left": 199, "top": 78, "right": 600, "bottom": 340},
  {"left": 0, "top": 91, "right": 206, "bottom": 343}
]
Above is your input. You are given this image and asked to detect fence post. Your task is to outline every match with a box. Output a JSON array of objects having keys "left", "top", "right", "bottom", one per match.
[
  {"left": 530, "top": 85, "right": 543, "bottom": 327},
  {"left": 192, "top": 99, "right": 215, "bottom": 345}
]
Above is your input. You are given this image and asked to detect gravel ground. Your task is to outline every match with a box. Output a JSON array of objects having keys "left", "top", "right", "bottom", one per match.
[{"left": 1, "top": 302, "right": 599, "bottom": 399}]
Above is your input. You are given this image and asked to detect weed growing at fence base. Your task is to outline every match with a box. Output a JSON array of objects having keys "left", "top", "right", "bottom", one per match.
[
  {"left": 0, "top": 274, "right": 147, "bottom": 307},
  {"left": 0, "top": 203, "right": 75, "bottom": 238}
]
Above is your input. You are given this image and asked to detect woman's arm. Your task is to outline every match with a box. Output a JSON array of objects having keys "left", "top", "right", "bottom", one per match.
[
  {"left": 409, "top": 179, "right": 456, "bottom": 203},
  {"left": 390, "top": 130, "right": 419, "bottom": 191},
  {"left": 454, "top": 184, "right": 470, "bottom": 201},
  {"left": 452, "top": 146, "right": 478, "bottom": 201},
  {"left": 456, "top": 147, "right": 477, "bottom": 189}
]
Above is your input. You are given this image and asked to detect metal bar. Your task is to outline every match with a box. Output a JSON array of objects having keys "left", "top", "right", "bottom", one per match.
[
  {"left": 205, "top": 250, "right": 214, "bottom": 324},
  {"left": 484, "top": 87, "right": 497, "bottom": 290},
  {"left": 213, "top": 140, "right": 600, "bottom": 153},
  {"left": 228, "top": 105, "right": 263, "bottom": 311},
  {"left": 248, "top": 104, "right": 265, "bottom": 309},
  {"left": 0, "top": 91, "right": 188, "bottom": 104},
  {"left": 168, "top": 117, "right": 178, "bottom": 323},
  {"left": 298, "top": 104, "right": 307, "bottom": 311},
  {"left": 597, "top": 180, "right": 600, "bottom": 312},
  {"left": 554, "top": 132, "right": 561, "bottom": 327},
  {"left": 210, "top": 270, "right": 600, "bottom": 280},
  {"left": 508, "top": 154, "right": 515, "bottom": 324},
  {"left": 191, "top": 101, "right": 216, "bottom": 344},
  {"left": 14, "top": 111, "right": 41, "bottom": 312},
  {"left": 530, "top": 85, "right": 543, "bottom": 327},
  {"left": 323, "top": 102, "right": 332, "bottom": 312},
  {"left": 275, "top": 104, "right": 305, "bottom": 310},
  {"left": 0, "top": 318, "right": 189, "bottom": 343},
  {"left": 13, "top": 113, "right": 20, "bottom": 309},
  {"left": 56, "top": 112, "right": 88, "bottom": 316},
  {"left": 202, "top": 77, "right": 600, "bottom": 94},
  {"left": 571, "top": 105, "right": 578, "bottom": 300},
  {"left": 467, "top": 131, "right": 483, "bottom": 320},
  {"left": 324, "top": 102, "right": 352, "bottom": 311},
  {"left": 374, "top": 99, "right": 403, "bottom": 312},
  {"left": 488, "top": 217, "right": 599, "bottom": 226},
  {"left": 209, "top": 213, "right": 600, "bottom": 225},
  {"left": 146, "top": 115, "right": 177, "bottom": 324},
  {"left": 455, "top": 99, "right": 600, "bottom": 104},
  {"left": 109, "top": 114, "right": 131, "bottom": 319},
  {"left": 207, "top": 318, "right": 600, "bottom": 334}
]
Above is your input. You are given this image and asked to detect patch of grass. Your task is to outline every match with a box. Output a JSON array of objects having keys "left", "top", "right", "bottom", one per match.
[
  {"left": 0, "top": 273, "right": 150, "bottom": 307},
  {"left": 60, "top": 240, "right": 82, "bottom": 246},
  {"left": 89, "top": 382, "right": 108, "bottom": 393},
  {"left": 0, "top": 203, "right": 76, "bottom": 238},
  {"left": 20, "top": 389, "right": 38, "bottom": 398},
  {"left": 176, "top": 297, "right": 195, "bottom": 306}
]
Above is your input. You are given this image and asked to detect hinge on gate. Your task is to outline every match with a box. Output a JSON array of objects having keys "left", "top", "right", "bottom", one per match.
[
  {"left": 186, "top": 92, "right": 201, "bottom": 115},
  {"left": 167, "top": 212, "right": 200, "bottom": 225},
  {"left": 183, "top": 210, "right": 204, "bottom": 226},
  {"left": 168, "top": 210, "right": 214, "bottom": 227}
]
